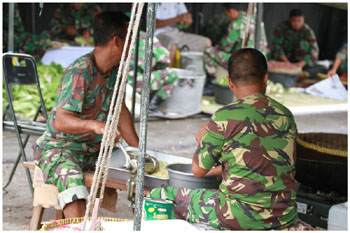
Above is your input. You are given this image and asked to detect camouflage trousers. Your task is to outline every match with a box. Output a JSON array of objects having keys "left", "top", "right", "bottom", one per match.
[
  {"left": 203, "top": 46, "right": 231, "bottom": 77},
  {"left": 148, "top": 186, "right": 227, "bottom": 230},
  {"left": 128, "top": 68, "right": 179, "bottom": 100},
  {"left": 33, "top": 146, "right": 97, "bottom": 209}
]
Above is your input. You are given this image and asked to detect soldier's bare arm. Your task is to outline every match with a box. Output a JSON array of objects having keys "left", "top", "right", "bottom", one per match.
[
  {"left": 54, "top": 108, "right": 106, "bottom": 135},
  {"left": 155, "top": 13, "right": 189, "bottom": 28},
  {"left": 207, "top": 165, "right": 222, "bottom": 175},
  {"left": 192, "top": 158, "right": 209, "bottom": 178},
  {"left": 118, "top": 101, "right": 139, "bottom": 147}
]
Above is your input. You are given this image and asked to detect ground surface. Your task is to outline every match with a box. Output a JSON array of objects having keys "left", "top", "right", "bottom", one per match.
[{"left": 2, "top": 112, "right": 347, "bottom": 230}]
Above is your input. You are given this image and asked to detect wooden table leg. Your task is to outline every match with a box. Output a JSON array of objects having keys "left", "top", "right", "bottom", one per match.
[
  {"left": 29, "top": 206, "right": 44, "bottom": 231},
  {"left": 56, "top": 209, "right": 64, "bottom": 220}
]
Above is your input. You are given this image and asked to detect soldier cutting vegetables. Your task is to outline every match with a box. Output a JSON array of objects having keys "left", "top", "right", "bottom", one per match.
[
  {"left": 32, "top": 12, "right": 139, "bottom": 218},
  {"left": 149, "top": 48, "right": 314, "bottom": 230}
]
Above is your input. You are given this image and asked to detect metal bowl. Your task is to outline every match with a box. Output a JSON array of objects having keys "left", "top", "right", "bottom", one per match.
[{"left": 166, "top": 163, "right": 221, "bottom": 189}]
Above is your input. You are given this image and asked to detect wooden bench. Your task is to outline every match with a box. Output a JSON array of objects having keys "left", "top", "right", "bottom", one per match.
[{"left": 23, "top": 162, "right": 151, "bottom": 230}]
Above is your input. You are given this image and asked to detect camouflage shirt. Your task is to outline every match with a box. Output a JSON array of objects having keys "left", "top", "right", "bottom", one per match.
[
  {"left": 217, "top": 11, "right": 268, "bottom": 57},
  {"left": 49, "top": 3, "right": 102, "bottom": 40},
  {"left": 271, "top": 21, "right": 319, "bottom": 66},
  {"left": 193, "top": 94, "right": 298, "bottom": 230},
  {"left": 202, "top": 13, "right": 230, "bottom": 46},
  {"left": 336, "top": 44, "right": 347, "bottom": 74},
  {"left": 34, "top": 51, "right": 118, "bottom": 157},
  {"left": 203, "top": 11, "right": 268, "bottom": 76},
  {"left": 3, "top": 3, "right": 51, "bottom": 59}
]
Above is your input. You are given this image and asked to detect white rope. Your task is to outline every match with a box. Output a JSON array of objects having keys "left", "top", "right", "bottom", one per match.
[
  {"left": 242, "top": 3, "right": 255, "bottom": 48},
  {"left": 82, "top": 3, "right": 144, "bottom": 230},
  {"left": 98, "top": 2, "right": 145, "bottom": 207}
]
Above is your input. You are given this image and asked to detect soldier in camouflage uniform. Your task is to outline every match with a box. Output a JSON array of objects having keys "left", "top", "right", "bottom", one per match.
[
  {"left": 203, "top": 3, "right": 268, "bottom": 77},
  {"left": 271, "top": 9, "right": 319, "bottom": 69},
  {"left": 201, "top": 13, "right": 230, "bottom": 46},
  {"left": 149, "top": 48, "right": 314, "bottom": 230},
  {"left": 3, "top": 3, "right": 52, "bottom": 59},
  {"left": 328, "top": 44, "right": 347, "bottom": 77},
  {"left": 49, "top": 3, "right": 101, "bottom": 43},
  {"left": 32, "top": 12, "right": 139, "bottom": 218},
  {"left": 128, "top": 31, "right": 179, "bottom": 115}
]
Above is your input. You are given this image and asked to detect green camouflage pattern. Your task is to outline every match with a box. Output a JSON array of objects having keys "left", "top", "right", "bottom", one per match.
[
  {"left": 150, "top": 94, "right": 298, "bottom": 230},
  {"left": 3, "top": 3, "right": 52, "bottom": 59},
  {"left": 203, "top": 12, "right": 268, "bottom": 76},
  {"left": 148, "top": 186, "right": 227, "bottom": 230},
  {"left": 32, "top": 146, "right": 94, "bottom": 209},
  {"left": 128, "top": 31, "right": 179, "bottom": 100},
  {"left": 201, "top": 13, "right": 230, "bottom": 46},
  {"left": 49, "top": 3, "right": 101, "bottom": 41},
  {"left": 336, "top": 44, "right": 347, "bottom": 74},
  {"left": 33, "top": 52, "right": 118, "bottom": 206},
  {"left": 271, "top": 21, "right": 319, "bottom": 66}
]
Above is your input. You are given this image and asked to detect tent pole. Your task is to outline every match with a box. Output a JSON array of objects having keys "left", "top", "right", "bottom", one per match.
[
  {"left": 8, "top": 3, "right": 14, "bottom": 52},
  {"left": 254, "top": 3, "right": 263, "bottom": 50},
  {"left": 133, "top": 3, "right": 156, "bottom": 231}
]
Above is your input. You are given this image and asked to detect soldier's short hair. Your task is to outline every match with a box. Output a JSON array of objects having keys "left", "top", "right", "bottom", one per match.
[
  {"left": 227, "top": 48, "right": 267, "bottom": 85},
  {"left": 289, "top": 9, "right": 304, "bottom": 18},
  {"left": 223, "top": 3, "right": 248, "bottom": 11},
  {"left": 93, "top": 11, "right": 129, "bottom": 46}
]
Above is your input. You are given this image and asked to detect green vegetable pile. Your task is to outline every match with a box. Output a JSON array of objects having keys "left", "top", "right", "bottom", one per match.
[
  {"left": 3, "top": 62, "right": 64, "bottom": 119},
  {"left": 216, "top": 76, "right": 229, "bottom": 86}
]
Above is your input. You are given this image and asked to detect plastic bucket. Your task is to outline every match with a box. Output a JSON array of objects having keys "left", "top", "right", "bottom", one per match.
[
  {"left": 213, "top": 83, "right": 236, "bottom": 105},
  {"left": 159, "top": 68, "right": 206, "bottom": 115},
  {"left": 166, "top": 164, "right": 221, "bottom": 189},
  {"left": 268, "top": 71, "right": 299, "bottom": 88},
  {"left": 180, "top": 51, "right": 205, "bottom": 74}
]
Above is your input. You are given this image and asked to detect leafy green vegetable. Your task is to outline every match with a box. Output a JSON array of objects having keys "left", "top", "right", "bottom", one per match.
[
  {"left": 3, "top": 62, "right": 64, "bottom": 119},
  {"left": 216, "top": 76, "right": 229, "bottom": 86},
  {"left": 74, "top": 36, "right": 94, "bottom": 46}
]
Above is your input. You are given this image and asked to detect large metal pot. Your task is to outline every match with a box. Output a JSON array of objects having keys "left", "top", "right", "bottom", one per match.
[
  {"left": 295, "top": 133, "right": 348, "bottom": 195},
  {"left": 166, "top": 164, "right": 222, "bottom": 189}
]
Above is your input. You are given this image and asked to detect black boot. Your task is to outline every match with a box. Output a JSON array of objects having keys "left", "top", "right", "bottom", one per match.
[{"left": 149, "top": 94, "right": 164, "bottom": 117}]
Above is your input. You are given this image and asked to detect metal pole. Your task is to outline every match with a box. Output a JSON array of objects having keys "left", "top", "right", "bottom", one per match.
[
  {"left": 131, "top": 26, "right": 141, "bottom": 120},
  {"left": 8, "top": 3, "right": 14, "bottom": 52},
  {"left": 32, "top": 3, "right": 36, "bottom": 34},
  {"left": 133, "top": 3, "right": 156, "bottom": 231},
  {"left": 254, "top": 3, "right": 263, "bottom": 51}
]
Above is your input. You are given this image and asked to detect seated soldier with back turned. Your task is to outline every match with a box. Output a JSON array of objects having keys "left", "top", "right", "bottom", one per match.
[
  {"left": 148, "top": 48, "right": 313, "bottom": 230},
  {"left": 33, "top": 12, "right": 139, "bottom": 218}
]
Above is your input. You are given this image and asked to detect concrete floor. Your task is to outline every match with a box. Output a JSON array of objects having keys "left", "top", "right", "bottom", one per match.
[{"left": 2, "top": 112, "right": 348, "bottom": 163}]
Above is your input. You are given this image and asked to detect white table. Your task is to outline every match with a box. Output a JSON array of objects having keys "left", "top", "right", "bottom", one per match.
[{"left": 41, "top": 46, "right": 94, "bottom": 68}]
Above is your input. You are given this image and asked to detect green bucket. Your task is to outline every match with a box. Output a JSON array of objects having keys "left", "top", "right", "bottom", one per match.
[{"left": 143, "top": 197, "right": 173, "bottom": 220}]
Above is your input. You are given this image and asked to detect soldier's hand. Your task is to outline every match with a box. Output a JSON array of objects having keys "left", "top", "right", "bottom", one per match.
[
  {"left": 295, "top": 60, "right": 306, "bottom": 68},
  {"left": 196, "top": 124, "right": 208, "bottom": 143},
  {"left": 91, "top": 121, "right": 106, "bottom": 135},
  {"left": 327, "top": 69, "right": 336, "bottom": 77},
  {"left": 114, "top": 131, "right": 121, "bottom": 143},
  {"left": 64, "top": 26, "right": 76, "bottom": 36},
  {"left": 182, "top": 13, "right": 193, "bottom": 25}
]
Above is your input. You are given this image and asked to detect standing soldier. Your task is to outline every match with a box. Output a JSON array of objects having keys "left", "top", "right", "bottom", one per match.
[
  {"left": 3, "top": 3, "right": 52, "bottom": 59},
  {"left": 128, "top": 31, "right": 179, "bottom": 116},
  {"left": 271, "top": 9, "right": 319, "bottom": 71},
  {"left": 49, "top": 3, "right": 102, "bottom": 45},
  {"left": 203, "top": 3, "right": 268, "bottom": 77}
]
